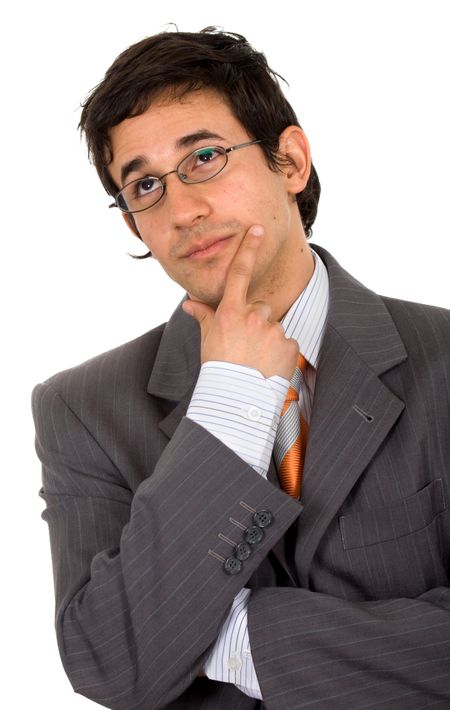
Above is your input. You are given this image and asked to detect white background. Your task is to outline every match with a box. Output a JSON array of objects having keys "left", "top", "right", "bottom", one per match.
[{"left": 2, "top": 0, "right": 449, "bottom": 707}]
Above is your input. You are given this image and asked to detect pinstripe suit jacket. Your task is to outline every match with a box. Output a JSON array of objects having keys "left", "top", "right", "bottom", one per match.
[{"left": 32, "top": 246, "right": 450, "bottom": 709}]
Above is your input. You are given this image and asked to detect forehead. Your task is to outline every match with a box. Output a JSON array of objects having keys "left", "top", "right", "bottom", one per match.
[{"left": 109, "top": 89, "right": 248, "bottom": 185}]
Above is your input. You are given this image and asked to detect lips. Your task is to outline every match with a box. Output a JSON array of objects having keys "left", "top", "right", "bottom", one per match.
[{"left": 182, "top": 236, "right": 231, "bottom": 258}]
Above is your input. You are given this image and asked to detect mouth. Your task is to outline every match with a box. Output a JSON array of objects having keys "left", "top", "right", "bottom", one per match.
[{"left": 182, "top": 236, "right": 232, "bottom": 260}]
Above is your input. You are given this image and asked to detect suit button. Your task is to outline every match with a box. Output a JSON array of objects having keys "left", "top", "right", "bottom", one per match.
[
  {"left": 253, "top": 510, "right": 273, "bottom": 528},
  {"left": 224, "top": 556, "right": 242, "bottom": 575},
  {"left": 244, "top": 525, "right": 264, "bottom": 545},
  {"left": 234, "top": 542, "right": 252, "bottom": 561}
]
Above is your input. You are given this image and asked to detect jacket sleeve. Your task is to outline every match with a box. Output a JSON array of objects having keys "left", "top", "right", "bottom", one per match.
[
  {"left": 248, "top": 584, "right": 450, "bottom": 708},
  {"left": 248, "top": 568, "right": 450, "bottom": 707},
  {"left": 32, "top": 380, "right": 302, "bottom": 710}
]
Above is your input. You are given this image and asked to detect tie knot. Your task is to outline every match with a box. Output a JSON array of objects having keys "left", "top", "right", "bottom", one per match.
[
  {"left": 290, "top": 352, "right": 307, "bottom": 395},
  {"left": 280, "top": 353, "right": 307, "bottom": 414}
]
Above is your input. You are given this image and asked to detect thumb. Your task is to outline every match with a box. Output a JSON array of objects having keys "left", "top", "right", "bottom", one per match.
[{"left": 182, "top": 299, "right": 215, "bottom": 334}]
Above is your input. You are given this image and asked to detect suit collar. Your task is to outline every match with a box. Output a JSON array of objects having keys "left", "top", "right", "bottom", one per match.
[{"left": 312, "top": 245, "right": 407, "bottom": 375}]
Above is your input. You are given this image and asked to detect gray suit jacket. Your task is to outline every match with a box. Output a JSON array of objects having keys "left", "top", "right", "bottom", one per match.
[{"left": 32, "top": 246, "right": 450, "bottom": 709}]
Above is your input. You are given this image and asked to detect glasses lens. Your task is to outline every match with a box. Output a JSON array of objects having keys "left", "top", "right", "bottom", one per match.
[
  {"left": 178, "top": 146, "right": 227, "bottom": 184},
  {"left": 118, "top": 176, "right": 164, "bottom": 213}
]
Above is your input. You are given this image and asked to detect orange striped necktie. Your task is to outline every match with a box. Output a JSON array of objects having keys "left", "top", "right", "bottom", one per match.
[{"left": 274, "top": 353, "right": 309, "bottom": 499}]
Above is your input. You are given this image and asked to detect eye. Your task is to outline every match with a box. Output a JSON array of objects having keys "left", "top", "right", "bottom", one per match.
[
  {"left": 193, "top": 147, "right": 221, "bottom": 165},
  {"left": 134, "top": 176, "right": 160, "bottom": 197},
  {"left": 180, "top": 146, "right": 225, "bottom": 180}
]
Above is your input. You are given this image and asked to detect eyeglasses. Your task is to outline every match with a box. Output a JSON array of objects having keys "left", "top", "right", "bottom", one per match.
[{"left": 109, "top": 139, "right": 262, "bottom": 214}]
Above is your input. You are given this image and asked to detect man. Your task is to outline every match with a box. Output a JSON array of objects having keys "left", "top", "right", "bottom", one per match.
[{"left": 32, "top": 28, "right": 450, "bottom": 709}]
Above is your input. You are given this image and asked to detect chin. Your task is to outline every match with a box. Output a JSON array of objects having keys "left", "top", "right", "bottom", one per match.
[{"left": 187, "top": 284, "right": 225, "bottom": 310}]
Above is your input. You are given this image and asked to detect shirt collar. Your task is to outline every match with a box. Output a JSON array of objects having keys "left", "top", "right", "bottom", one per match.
[{"left": 280, "top": 248, "right": 329, "bottom": 369}]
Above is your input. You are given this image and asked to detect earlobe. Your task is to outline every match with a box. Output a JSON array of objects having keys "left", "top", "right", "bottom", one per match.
[{"left": 278, "top": 126, "right": 311, "bottom": 194}]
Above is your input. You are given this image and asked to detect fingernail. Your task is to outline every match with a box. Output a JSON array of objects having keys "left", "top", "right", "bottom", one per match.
[{"left": 249, "top": 225, "right": 264, "bottom": 237}]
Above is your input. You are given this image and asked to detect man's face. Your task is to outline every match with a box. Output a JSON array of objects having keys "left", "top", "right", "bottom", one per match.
[{"left": 109, "top": 89, "right": 306, "bottom": 309}]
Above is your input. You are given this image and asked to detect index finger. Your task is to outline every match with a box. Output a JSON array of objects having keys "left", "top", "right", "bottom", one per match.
[{"left": 221, "top": 225, "right": 264, "bottom": 305}]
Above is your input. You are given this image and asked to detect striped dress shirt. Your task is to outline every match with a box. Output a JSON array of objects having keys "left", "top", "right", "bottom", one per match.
[{"left": 186, "top": 249, "right": 329, "bottom": 698}]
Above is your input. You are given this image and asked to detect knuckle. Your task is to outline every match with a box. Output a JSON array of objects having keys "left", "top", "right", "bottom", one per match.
[
  {"left": 257, "top": 302, "right": 272, "bottom": 319},
  {"left": 248, "top": 315, "right": 263, "bottom": 331}
]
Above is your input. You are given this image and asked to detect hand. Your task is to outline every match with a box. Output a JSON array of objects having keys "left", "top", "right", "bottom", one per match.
[{"left": 182, "top": 225, "right": 299, "bottom": 380}]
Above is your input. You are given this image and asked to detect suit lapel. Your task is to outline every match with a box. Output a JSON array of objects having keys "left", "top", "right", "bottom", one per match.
[
  {"left": 147, "top": 299, "right": 201, "bottom": 438},
  {"left": 294, "top": 246, "right": 407, "bottom": 582}
]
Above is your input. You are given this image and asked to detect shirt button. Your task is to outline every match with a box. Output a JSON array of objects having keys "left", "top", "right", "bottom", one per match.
[
  {"left": 245, "top": 405, "right": 262, "bottom": 421},
  {"left": 227, "top": 654, "right": 242, "bottom": 672}
]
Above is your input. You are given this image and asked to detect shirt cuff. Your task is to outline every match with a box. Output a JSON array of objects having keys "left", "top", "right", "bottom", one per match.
[
  {"left": 204, "top": 588, "right": 263, "bottom": 700},
  {"left": 187, "top": 361, "right": 289, "bottom": 476}
]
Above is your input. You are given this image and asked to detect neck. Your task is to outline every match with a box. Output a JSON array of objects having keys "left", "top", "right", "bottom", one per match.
[{"left": 254, "top": 241, "right": 315, "bottom": 323}]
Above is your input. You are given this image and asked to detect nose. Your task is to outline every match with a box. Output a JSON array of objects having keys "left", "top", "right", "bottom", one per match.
[{"left": 163, "top": 172, "right": 212, "bottom": 227}]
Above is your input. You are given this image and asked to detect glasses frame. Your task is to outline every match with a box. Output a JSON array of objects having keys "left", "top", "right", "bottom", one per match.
[{"left": 109, "top": 139, "right": 262, "bottom": 214}]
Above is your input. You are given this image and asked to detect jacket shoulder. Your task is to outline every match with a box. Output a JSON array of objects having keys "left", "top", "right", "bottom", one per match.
[
  {"left": 380, "top": 296, "right": 450, "bottom": 387},
  {"left": 381, "top": 296, "right": 450, "bottom": 346},
  {"left": 33, "top": 322, "right": 167, "bottom": 406}
]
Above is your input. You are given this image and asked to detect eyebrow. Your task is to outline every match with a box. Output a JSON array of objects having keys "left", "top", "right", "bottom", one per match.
[{"left": 120, "top": 129, "right": 227, "bottom": 186}]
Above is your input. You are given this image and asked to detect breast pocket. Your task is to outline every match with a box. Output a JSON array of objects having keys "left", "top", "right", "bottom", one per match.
[{"left": 338, "top": 479, "right": 449, "bottom": 599}]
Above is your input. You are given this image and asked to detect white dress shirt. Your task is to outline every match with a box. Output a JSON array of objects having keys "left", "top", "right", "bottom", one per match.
[{"left": 186, "top": 249, "right": 329, "bottom": 698}]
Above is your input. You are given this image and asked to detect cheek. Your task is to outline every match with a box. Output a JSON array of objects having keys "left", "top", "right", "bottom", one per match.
[
  {"left": 219, "top": 178, "right": 274, "bottom": 224},
  {"left": 133, "top": 214, "right": 163, "bottom": 252}
]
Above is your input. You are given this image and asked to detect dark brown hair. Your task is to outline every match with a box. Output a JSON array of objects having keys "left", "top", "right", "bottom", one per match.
[{"left": 79, "top": 27, "right": 320, "bottom": 247}]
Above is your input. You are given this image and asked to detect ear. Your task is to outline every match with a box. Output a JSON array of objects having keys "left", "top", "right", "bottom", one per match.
[
  {"left": 121, "top": 212, "right": 141, "bottom": 238},
  {"left": 277, "top": 126, "right": 311, "bottom": 195},
  {"left": 121, "top": 212, "right": 153, "bottom": 258}
]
